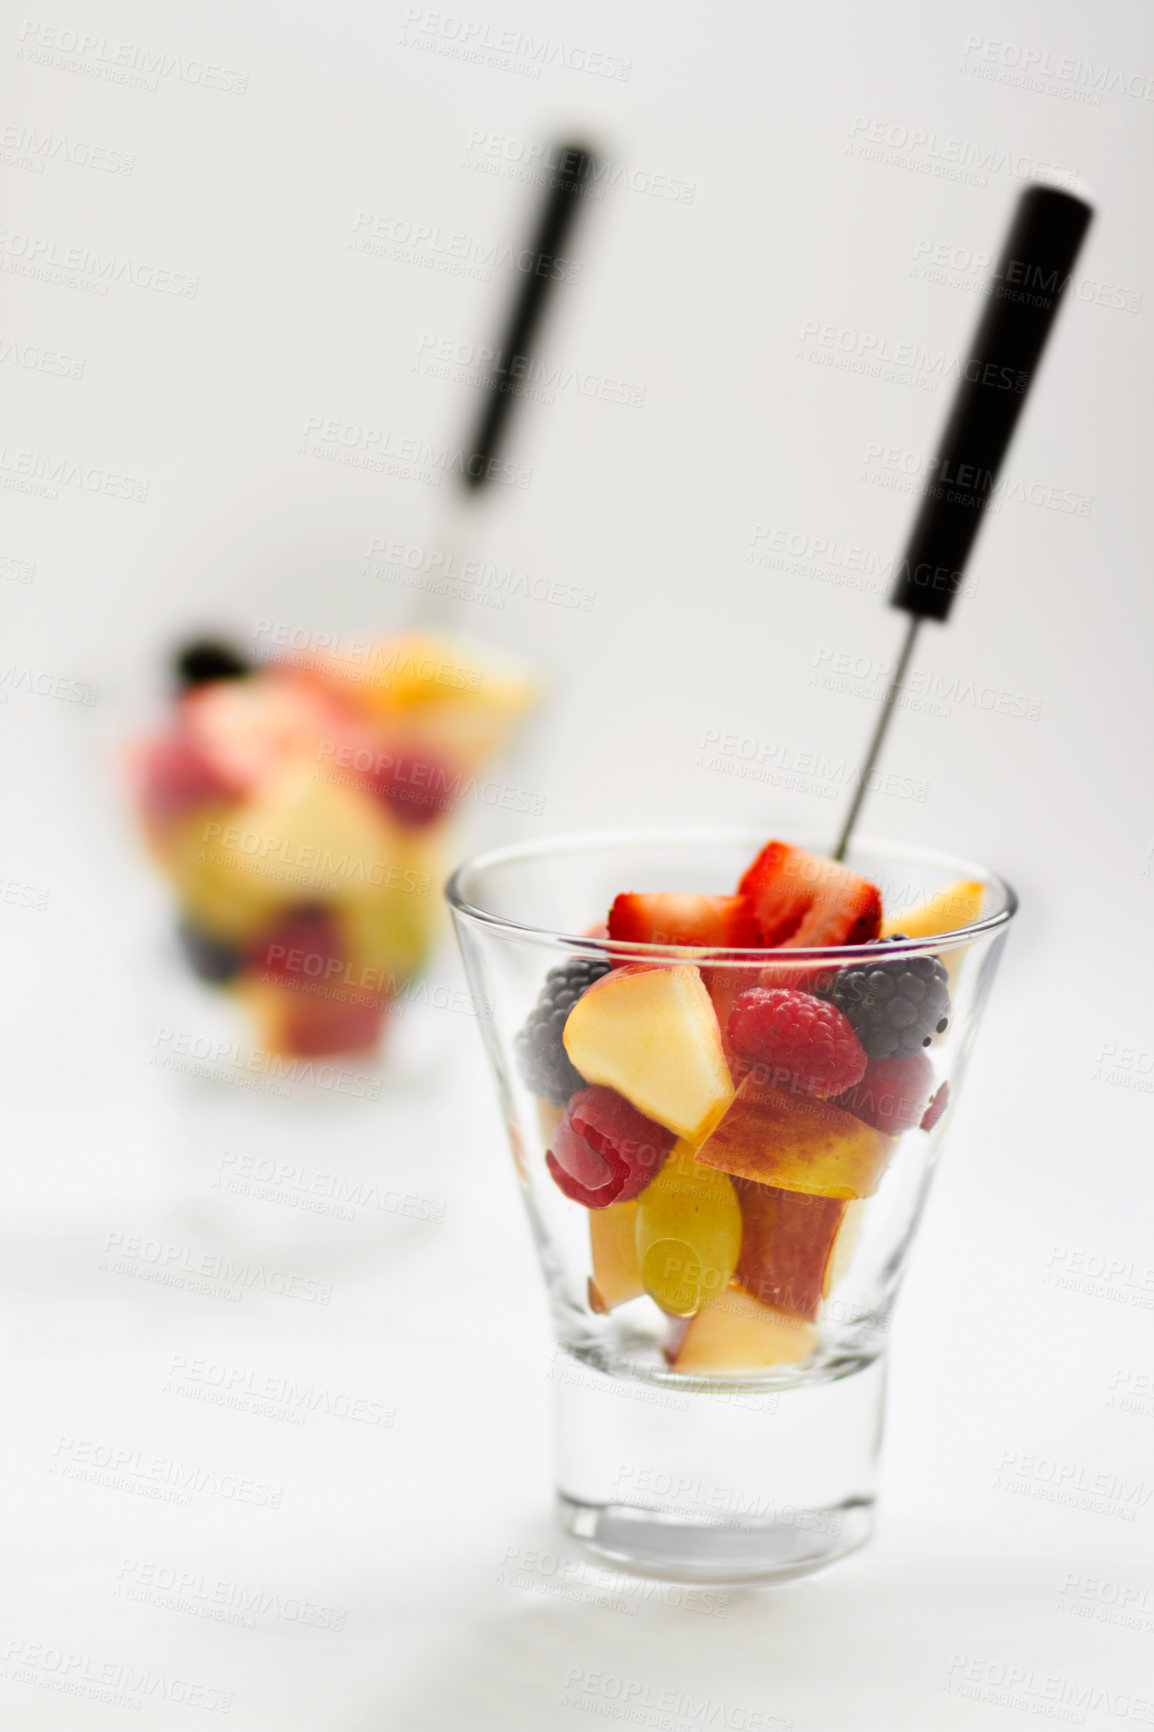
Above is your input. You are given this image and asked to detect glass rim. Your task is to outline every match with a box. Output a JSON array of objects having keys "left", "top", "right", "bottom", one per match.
[{"left": 444, "top": 825, "right": 1018, "bottom": 963}]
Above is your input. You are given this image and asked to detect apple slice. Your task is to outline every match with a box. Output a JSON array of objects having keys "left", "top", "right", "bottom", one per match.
[
  {"left": 733, "top": 1180, "right": 850, "bottom": 1321},
  {"left": 673, "top": 1287, "right": 817, "bottom": 1372},
  {"left": 588, "top": 1199, "right": 644, "bottom": 1313},
  {"left": 608, "top": 893, "right": 760, "bottom": 949},
  {"left": 562, "top": 964, "right": 734, "bottom": 1142},
  {"left": 739, "top": 840, "right": 881, "bottom": 947},
  {"left": 695, "top": 1075, "right": 892, "bottom": 1199},
  {"left": 882, "top": 878, "right": 984, "bottom": 939}
]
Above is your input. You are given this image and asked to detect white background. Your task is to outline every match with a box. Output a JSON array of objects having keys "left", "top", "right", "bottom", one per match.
[{"left": 3, "top": 0, "right": 1154, "bottom": 1726}]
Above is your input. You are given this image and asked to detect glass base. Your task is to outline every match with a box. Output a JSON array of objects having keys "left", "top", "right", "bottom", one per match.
[
  {"left": 558, "top": 1493, "right": 874, "bottom": 1585},
  {"left": 551, "top": 1349, "right": 885, "bottom": 1584}
]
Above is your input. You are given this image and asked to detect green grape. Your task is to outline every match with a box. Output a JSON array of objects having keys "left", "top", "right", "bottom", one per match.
[{"left": 635, "top": 1142, "right": 741, "bottom": 1316}]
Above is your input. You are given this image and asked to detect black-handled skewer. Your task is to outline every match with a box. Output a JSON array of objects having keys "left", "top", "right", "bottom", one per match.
[
  {"left": 833, "top": 183, "right": 1094, "bottom": 861},
  {"left": 461, "top": 143, "right": 596, "bottom": 491}
]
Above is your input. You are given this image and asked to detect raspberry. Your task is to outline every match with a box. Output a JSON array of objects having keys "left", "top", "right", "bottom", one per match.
[
  {"left": 545, "top": 1086, "right": 675, "bottom": 1208},
  {"left": 516, "top": 956, "right": 612, "bottom": 1105},
  {"left": 726, "top": 987, "right": 867, "bottom": 1098},
  {"left": 370, "top": 751, "right": 456, "bottom": 829},
  {"left": 814, "top": 935, "right": 950, "bottom": 1061},
  {"left": 832, "top": 1052, "right": 934, "bottom": 1135},
  {"left": 251, "top": 905, "right": 342, "bottom": 984}
]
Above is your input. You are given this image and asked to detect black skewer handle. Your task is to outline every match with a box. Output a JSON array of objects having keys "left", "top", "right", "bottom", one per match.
[
  {"left": 461, "top": 143, "right": 596, "bottom": 492},
  {"left": 891, "top": 183, "right": 1093, "bottom": 621}
]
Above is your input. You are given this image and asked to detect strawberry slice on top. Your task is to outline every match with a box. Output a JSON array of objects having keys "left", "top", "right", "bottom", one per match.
[
  {"left": 738, "top": 841, "right": 881, "bottom": 948},
  {"left": 607, "top": 892, "right": 761, "bottom": 949}
]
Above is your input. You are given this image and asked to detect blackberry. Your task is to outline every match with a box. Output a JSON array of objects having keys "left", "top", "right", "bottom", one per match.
[
  {"left": 178, "top": 918, "right": 245, "bottom": 984},
  {"left": 814, "top": 934, "right": 950, "bottom": 1061},
  {"left": 173, "top": 638, "right": 251, "bottom": 690},
  {"left": 515, "top": 956, "right": 612, "bottom": 1105}
]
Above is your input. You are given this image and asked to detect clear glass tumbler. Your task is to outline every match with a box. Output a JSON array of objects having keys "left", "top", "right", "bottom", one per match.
[{"left": 447, "top": 828, "right": 1015, "bottom": 1583}]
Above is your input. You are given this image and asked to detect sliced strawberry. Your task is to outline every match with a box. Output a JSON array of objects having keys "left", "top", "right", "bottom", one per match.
[
  {"left": 132, "top": 732, "right": 238, "bottom": 823},
  {"left": 738, "top": 841, "right": 881, "bottom": 949},
  {"left": 607, "top": 892, "right": 761, "bottom": 949}
]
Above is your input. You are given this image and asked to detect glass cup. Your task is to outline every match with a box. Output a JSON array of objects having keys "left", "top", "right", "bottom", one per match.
[{"left": 447, "top": 827, "right": 1016, "bottom": 1583}]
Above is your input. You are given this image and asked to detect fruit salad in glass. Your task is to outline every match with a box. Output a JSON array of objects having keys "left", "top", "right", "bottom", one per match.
[
  {"left": 450, "top": 827, "right": 1014, "bottom": 1577},
  {"left": 130, "top": 632, "right": 533, "bottom": 1058},
  {"left": 511, "top": 838, "right": 979, "bottom": 1372}
]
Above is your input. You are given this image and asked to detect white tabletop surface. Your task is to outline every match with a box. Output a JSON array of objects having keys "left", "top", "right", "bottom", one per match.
[{"left": 4, "top": 0, "right": 1154, "bottom": 1725}]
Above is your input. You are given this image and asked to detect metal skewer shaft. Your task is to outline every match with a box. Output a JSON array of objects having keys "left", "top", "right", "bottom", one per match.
[{"left": 833, "top": 614, "right": 921, "bottom": 862}]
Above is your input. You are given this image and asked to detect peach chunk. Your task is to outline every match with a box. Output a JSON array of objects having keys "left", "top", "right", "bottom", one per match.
[
  {"left": 694, "top": 1076, "right": 892, "bottom": 1200},
  {"left": 563, "top": 963, "right": 733, "bottom": 1143},
  {"left": 673, "top": 1287, "right": 817, "bottom": 1372},
  {"left": 588, "top": 1199, "right": 644, "bottom": 1313}
]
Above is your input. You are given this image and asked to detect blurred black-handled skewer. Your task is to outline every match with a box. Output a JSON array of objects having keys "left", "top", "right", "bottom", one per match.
[
  {"left": 833, "top": 182, "right": 1094, "bottom": 861},
  {"left": 461, "top": 143, "right": 597, "bottom": 492}
]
